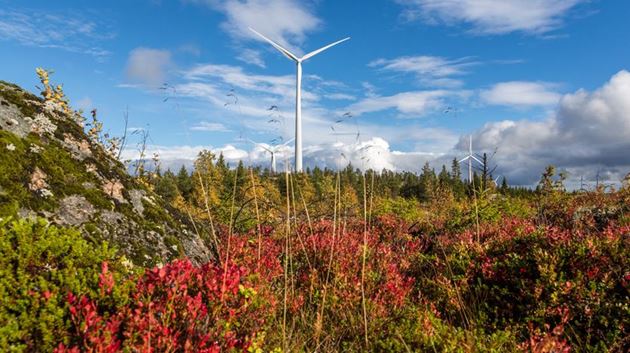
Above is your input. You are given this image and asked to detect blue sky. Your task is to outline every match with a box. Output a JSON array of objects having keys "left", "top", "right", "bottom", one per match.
[{"left": 1, "top": 0, "right": 629, "bottom": 185}]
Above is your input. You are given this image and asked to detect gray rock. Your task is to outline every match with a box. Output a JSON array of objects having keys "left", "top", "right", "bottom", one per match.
[
  {"left": 56, "top": 195, "right": 95, "bottom": 226},
  {"left": 128, "top": 189, "right": 146, "bottom": 215},
  {"left": 0, "top": 98, "right": 30, "bottom": 138}
]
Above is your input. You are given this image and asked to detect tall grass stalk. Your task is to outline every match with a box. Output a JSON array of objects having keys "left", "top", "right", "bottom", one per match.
[
  {"left": 361, "top": 172, "right": 369, "bottom": 347},
  {"left": 221, "top": 167, "right": 239, "bottom": 302},
  {"left": 196, "top": 173, "right": 220, "bottom": 258},
  {"left": 314, "top": 171, "right": 341, "bottom": 349},
  {"left": 289, "top": 174, "right": 313, "bottom": 271},
  {"left": 249, "top": 169, "right": 263, "bottom": 269},
  {"left": 283, "top": 169, "right": 291, "bottom": 352}
]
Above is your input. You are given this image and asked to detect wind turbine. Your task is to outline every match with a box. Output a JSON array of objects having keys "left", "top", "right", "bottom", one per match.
[
  {"left": 247, "top": 138, "right": 294, "bottom": 174},
  {"left": 459, "top": 135, "right": 482, "bottom": 183},
  {"left": 249, "top": 28, "right": 350, "bottom": 172},
  {"left": 493, "top": 175, "right": 505, "bottom": 187}
]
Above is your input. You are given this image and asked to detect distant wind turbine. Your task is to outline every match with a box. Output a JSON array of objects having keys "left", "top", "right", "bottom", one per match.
[
  {"left": 247, "top": 138, "right": 294, "bottom": 174},
  {"left": 459, "top": 135, "right": 482, "bottom": 183},
  {"left": 249, "top": 27, "right": 350, "bottom": 172},
  {"left": 493, "top": 175, "right": 505, "bottom": 187}
]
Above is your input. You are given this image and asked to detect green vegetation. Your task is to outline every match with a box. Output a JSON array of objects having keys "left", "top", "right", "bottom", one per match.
[{"left": 0, "top": 218, "right": 129, "bottom": 352}]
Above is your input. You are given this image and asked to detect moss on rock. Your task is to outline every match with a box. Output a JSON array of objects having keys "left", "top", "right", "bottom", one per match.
[{"left": 0, "top": 80, "right": 214, "bottom": 266}]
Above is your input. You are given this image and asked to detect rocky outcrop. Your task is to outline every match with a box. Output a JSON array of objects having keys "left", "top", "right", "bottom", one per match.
[{"left": 0, "top": 80, "right": 214, "bottom": 265}]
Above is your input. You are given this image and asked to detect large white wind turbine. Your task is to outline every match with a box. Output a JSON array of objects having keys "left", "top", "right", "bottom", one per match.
[
  {"left": 249, "top": 28, "right": 350, "bottom": 172},
  {"left": 459, "top": 135, "right": 482, "bottom": 183},
  {"left": 247, "top": 138, "right": 295, "bottom": 173}
]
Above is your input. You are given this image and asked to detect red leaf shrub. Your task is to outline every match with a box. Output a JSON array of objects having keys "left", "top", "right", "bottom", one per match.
[{"left": 56, "top": 259, "right": 275, "bottom": 353}]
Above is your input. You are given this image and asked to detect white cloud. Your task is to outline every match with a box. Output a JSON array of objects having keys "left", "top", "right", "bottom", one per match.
[
  {"left": 468, "top": 70, "right": 630, "bottom": 185},
  {"left": 396, "top": 0, "right": 586, "bottom": 35},
  {"left": 190, "top": 0, "right": 321, "bottom": 53},
  {"left": 325, "top": 93, "right": 356, "bottom": 101},
  {"left": 190, "top": 122, "right": 231, "bottom": 132},
  {"left": 370, "top": 55, "right": 477, "bottom": 87},
  {"left": 125, "top": 48, "right": 173, "bottom": 87},
  {"left": 362, "top": 82, "right": 378, "bottom": 98},
  {"left": 236, "top": 48, "right": 266, "bottom": 68},
  {"left": 345, "top": 90, "right": 462, "bottom": 117},
  {"left": 183, "top": 64, "right": 299, "bottom": 99},
  {"left": 178, "top": 43, "right": 202, "bottom": 56},
  {"left": 0, "top": 8, "right": 113, "bottom": 59},
  {"left": 481, "top": 81, "right": 561, "bottom": 107},
  {"left": 124, "top": 137, "right": 439, "bottom": 174}
]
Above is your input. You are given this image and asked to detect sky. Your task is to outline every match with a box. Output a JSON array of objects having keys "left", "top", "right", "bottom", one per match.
[{"left": 1, "top": 0, "right": 629, "bottom": 187}]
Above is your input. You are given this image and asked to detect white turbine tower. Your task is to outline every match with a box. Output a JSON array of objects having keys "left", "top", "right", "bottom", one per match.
[
  {"left": 249, "top": 28, "right": 350, "bottom": 172},
  {"left": 248, "top": 138, "right": 294, "bottom": 174},
  {"left": 459, "top": 135, "right": 482, "bottom": 183}
]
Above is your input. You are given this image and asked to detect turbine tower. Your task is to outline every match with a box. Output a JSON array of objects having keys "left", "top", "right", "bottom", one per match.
[
  {"left": 250, "top": 28, "right": 350, "bottom": 172},
  {"left": 247, "top": 138, "right": 294, "bottom": 174},
  {"left": 459, "top": 135, "right": 481, "bottom": 183}
]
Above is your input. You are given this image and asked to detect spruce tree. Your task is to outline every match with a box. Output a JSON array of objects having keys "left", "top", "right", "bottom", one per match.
[{"left": 176, "top": 166, "right": 193, "bottom": 200}]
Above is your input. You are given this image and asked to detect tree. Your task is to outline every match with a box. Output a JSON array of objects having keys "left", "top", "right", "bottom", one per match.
[
  {"left": 155, "top": 170, "right": 179, "bottom": 203},
  {"left": 419, "top": 162, "right": 436, "bottom": 200},
  {"left": 476, "top": 152, "right": 497, "bottom": 191},
  {"left": 451, "top": 158, "right": 461, "bottom": 181},
  {"left": 176, "top": 166, "right": 193, "bottom": 200},
  {"left": 450, "top": 158, "right": 465, "bottom": 198},
  {"left": 438, "top": 165, "right": 450, "bottom": 187},
  {"left": 537, "top": 165, "right": 567, "bottom": 193},
  {"left": 501, "top": 176, "right": 508, "bottom": 191}
]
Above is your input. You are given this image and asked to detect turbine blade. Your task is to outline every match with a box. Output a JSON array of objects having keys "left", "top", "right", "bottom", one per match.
[
  {"left": 248, "top": 27, "right": 299, "bottom": 62},
  {"left": 459, "top": 156, "right": 470, "bottom": 163},
  {"left": 246, "top": 138, "right": 273, "bottom": 153},
  {"left": 301, "top": 37, "right": 350, "bottom": 61},
  {"left": 471, "top": 155, "right": 482, "bottom": 164},
  {"left": 282, "top": 137, "right": 295, "bottom": 146}
]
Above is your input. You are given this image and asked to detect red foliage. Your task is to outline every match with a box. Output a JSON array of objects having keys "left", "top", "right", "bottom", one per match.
[{"left": 56, "top": 259, "right": 273, "bottom": 353}]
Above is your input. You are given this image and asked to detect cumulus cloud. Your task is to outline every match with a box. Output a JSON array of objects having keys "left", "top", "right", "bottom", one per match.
[
  {"left": 123, "top": 137, "right": 438, "bottom": 174},
  {"left": 396, "top": 0, "right": 586, "bottom": 35},
  {"left": 370, "top": 55, "right": 477, "bottom": 87},
  {"left": 125, "top": 48, "right": 173, "bottom": 87},
  {"left": 0, "top": 8, "right": 113, "bottom": 59},
  {"left": 467, "top": 70, "right": 630, "bottom": 185},
  {"left": 481, "top": 81, "right": 561, "bottom": 107},
  {"left": 189, "top": 0, "right": 321, "bottom": 54}
]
